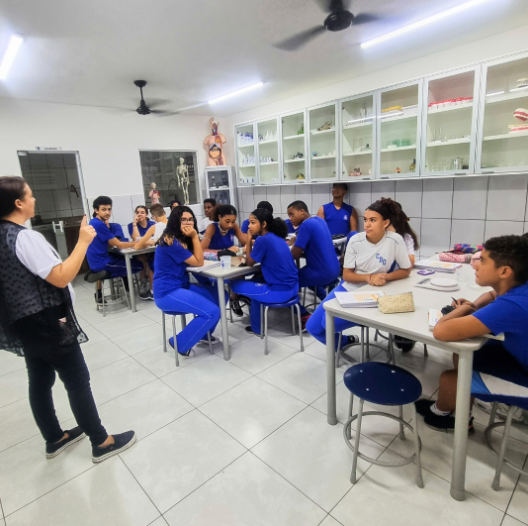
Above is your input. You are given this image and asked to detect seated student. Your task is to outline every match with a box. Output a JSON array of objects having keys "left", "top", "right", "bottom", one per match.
[
  {"left": 231, "top": 208, "right": 299, "bottom": 335},
  {"left": 306, "top": 199, "right": 412, "bottom": 348},
  {"left": 87, "top": 196, "right": 143, "bottom": 301},
  {"left": 133, "top": 203, "right": 168, "bottom": 248},
  {"left": 108, "top": 223, "right": 128, "bottom": 241},
  {"left": 169, "top": 199, "right": 182, "bottom": 211},
  {"left": 198, "top": 198, "right": 216, "bottom": 234},
  {"left": 415, "top": 235, "right": 528, "bottom": 433},
  {"left": 287, "top": 200, "right": 341, "bottom": 327},
  {"left": 317, "top": 183, "right": 358, "bottom": 237},
  {"left": 285, "top": 218, "right": 296, "bottom": 234},
  {"left": 128, "top": 206, "right": 156, "bottom": 241},
  {"left": 241, "top": 201, "right": 273, "bottom": 234},
  {"left": 153, "top": 206, "right": 224, "bottom": 356}
]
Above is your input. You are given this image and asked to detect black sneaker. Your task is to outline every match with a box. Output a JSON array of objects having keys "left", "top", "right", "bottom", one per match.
[
  {"left": 139, "top": 290, "right": 154, "bottom": 301},
  {"left": 46, "top": 426, "right": 86, "bottom": 459},
  {"left": 341, "top": 335, "right": 359, "bottom": 349},
  {"left": 92, "top": 431, "right": 137, "bottom": 464},
  {"left": 94, "top": 290, "right": 103, "bottom": 304},
  {"left": 245, "top": 326, "right": 260, "bottom": 336},
  {"left": 230, "top": 299, "right": 244, "bottom": 317},
  {"left": 394, "top": 335, "right": 416, "bottom": 353},
  {"left": 200, "top": 335, "right": 220, "bottom": 344},
  {"left": 424, "top": 414, "right": 475, "bottom": 435},
  {"left": 168, "top": 337, "right": 195, "bottom": 356},
  {"left": 415, "top": 399, "right": 436, "bottom": 417}
]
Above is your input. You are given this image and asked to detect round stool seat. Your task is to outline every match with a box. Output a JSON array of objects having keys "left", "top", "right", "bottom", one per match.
[
  {"left": 344, "top": 362, "right": 422, "bottom": 406},
  {"left": 84, "top": 270, "right": 112, "bottom": 283},
  {"left": 261, "top": 296, "right": 300, "bottom": 309}
]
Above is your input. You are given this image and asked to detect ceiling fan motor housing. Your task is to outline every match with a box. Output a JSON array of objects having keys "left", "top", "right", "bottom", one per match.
[{"left": 324, "top": 10, "right": 354, "bottom": 31}]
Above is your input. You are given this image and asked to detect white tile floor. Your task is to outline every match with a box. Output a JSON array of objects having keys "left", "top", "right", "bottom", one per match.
[{"left": 0, "top": 276, "right": 527, "bottom": 525}]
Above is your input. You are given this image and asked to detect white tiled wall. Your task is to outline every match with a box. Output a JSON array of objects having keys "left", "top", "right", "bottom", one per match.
[{"left": 236, "top": 175, "right": 528, "bottom": 258}]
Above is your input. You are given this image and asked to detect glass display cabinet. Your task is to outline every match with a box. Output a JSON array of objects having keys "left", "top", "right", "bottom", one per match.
[
  {"left": 281, "top": 111, "right": 307, "bottom": 183},
  {"left": 477, "top": 53, "right": 528, "bottom": 173},
  {"left": 256, "top": 117, "right": 280, "bottom": 185},
  {"left": 234, "top": 123, "right": 257, "bottom": 185},
  {"left": 377, "top": 82, "right": 421, "bottom": 178},
  {"left": 308, "top": 102, "right": 338, "bottom": 181},
  {"left": 422, "top": 68, "right": 479, "bottom": 175},
  {"left": 204, "top": 166, "right": 237, "bottom": 208},
  {"left": 341, "top": 93, "right": 376, "bottom": 180}
]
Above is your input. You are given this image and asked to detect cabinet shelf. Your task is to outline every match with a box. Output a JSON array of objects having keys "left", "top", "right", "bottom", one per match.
[
  {"left": 259, "top": 139, "right": 278, "bottom": 145},
  {"left": 380, "top": 110, "right": 418, "bottom": 123},
  {"left": 428, "top": 103, "right": 473, "bottom": 114},
  {"left": 485, "top": 90, "right": 528, "bottom": 104},
  {"left": 284, "top": 158, "right": 305, "bottom": 164},
  {"left": 483, "top": 130, "right": 528, "bottom": 141},
  {"left": 237, "top": 143, "right": 255, "bottom": 149},
  {"left": 311, "top": 155, "right": 336, "bottom": 161},
  {"left": 380, "top": 145, "right": 416, "bottom": 153},
  {"left": 343, "top": 120, "right": 374, "bottom": 130},
  {"left": 343, "top": 150, "right": 373, "bottom": 157},
  {"left": 427, "top": 138, "right": 471, "bottom": 147},
  {"left": 209, "top": 187, "right": 230, "bottom": 192},
  {"left": 283, "top": 134, "right": 305, "bottom": 141},
  {"left": 310, "top": 128, "right": 335, "bottom": 136},
  {"left": 240, "top": 164, "right": 255, "bottom": 168},
  {"left": 260, "top": 161, "right": 278, "bottom": 166}
]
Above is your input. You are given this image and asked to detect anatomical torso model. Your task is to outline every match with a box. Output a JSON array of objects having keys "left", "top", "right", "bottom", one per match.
[{"left": 204, "top": 118, "right": 227, "bottom": 166}]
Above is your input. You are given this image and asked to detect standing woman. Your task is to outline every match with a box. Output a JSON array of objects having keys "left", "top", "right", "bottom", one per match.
[
  {"left": 154, "top": 206, "right": 223, "bottom": 356},
  {"left": 231, "top": 208, "right": 299, "bottom": 335},
  {"left": 0, "top": 176, "right": 135, "bottom": 462}
]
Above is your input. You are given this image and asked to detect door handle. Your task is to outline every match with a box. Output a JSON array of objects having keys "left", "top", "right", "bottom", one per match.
[{"left": 59, "top": 221, "right": 64, "bottom": 233}]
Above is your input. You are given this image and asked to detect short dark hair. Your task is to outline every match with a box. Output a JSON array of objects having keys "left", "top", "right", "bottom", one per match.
[
  {"left": 483, "top": 235, "right": 528, "bottom": 284},
  {"left": 213, "top": 204, "right": 237, "bottom": 222},
  {"left": 256, "top": 200, "right": 273, "bottom": 214},
  {"left": 0, "top": 176, "right": 27, "bottom": 218},
  {"left": 135, "top": 205, "right": 148, "bottom": 214},
  {"left": 93, "top": 196, "right": 112, "bottom": 210},
  {"left": 287, "top": 200, "right": 309, "bottom": 213},
  {"left": 150, "top": 203, "right": 166, "bottom": 217},
  {"left": 170, "top": 200, "right": 182, "bottom": 209},
  {"left": 333, "top": 183, "right": 348, "bottom": 191},
  {"left": 204, "top": 198, "right": 216, "bottom": 207}
]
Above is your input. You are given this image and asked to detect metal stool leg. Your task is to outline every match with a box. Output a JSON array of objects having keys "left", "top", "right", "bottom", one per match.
[
  {"left": 181, "top": 315, "right": 187, "bottom": 329},
  {"left": 259, "top": 303, "right": 264, "bottom": 339},
  {"left": 347, "top": 392, "right": 354, "bottom": 440},
  {"left": 374, "top": 330, "right": 379, "bottom": 342},
  {"left": 492, "top": 405, "right": 516, "bottom": 491},
  {"left": 291, "top": 306, "right": 295, "bottom": 335},
  {"left": 399, "top": 405, "right": 406, "bottom": 441},
  {"left": 351, "top": 399, "right": 364, "bottom": 484},
  {"left": 360, "top": 326, "right": 365, "bottom": 363},
  {"left": 411, "top": 404, "right": 424, "bottom": 488},
  {"left": 489, "top": 401, "right": 498, "bottom": 427},
  {"left": 264, "top": 306, "right": 270, "bottom": 355},
  {"left": 207, "top": 332, "right": 213, "bottom": 354},
  {"left": 172, "top": 315, "right": 179, "bottom": 367},
  {"left": 162, "top": 312, "right": 167, "bottom": 352},
  {"left": 295, "top": 304, "right": 304, "bottom": 352},
  {"left": 366, "top": 328, "right": 371, "bottom": 362},
  {"left": 423, "top": 344, "right": 428, "bottom": 358},
  {"left": 336, "top": 333, "right": 343, "bottom": 368},
  {"left": 228, "top": 284, "right": 234, "bottom": 324},
  {"left": 120, "top": 277, "right": 131, "bottom": 309}
]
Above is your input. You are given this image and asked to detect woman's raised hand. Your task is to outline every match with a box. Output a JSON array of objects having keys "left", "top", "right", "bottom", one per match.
[{"left": 79, "top": 215, "right": 96, "bottom": 245}]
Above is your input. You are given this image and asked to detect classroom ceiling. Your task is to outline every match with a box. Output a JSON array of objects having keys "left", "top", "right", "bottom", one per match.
[{"left": 0, "top": 0, "right": 527, "bottom": 117}]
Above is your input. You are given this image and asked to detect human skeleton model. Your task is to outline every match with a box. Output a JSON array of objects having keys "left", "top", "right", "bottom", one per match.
[
  {"left": 204, "top": 117, "right": 227, "bottom": 166},
  {"left": 177, "top": 157, "right": 190, "bottom": 205},
  {"left": 149, "top": 182, "right": 161, "bottom": 205}
]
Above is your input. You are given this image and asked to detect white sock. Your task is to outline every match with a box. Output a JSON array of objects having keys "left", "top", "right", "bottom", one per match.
[{"left": 431, "top": 402, "right": 451, "bottom": 417}]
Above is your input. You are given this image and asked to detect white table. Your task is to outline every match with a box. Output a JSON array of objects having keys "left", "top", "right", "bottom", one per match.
[
  {"left": 188, "top": 264, "right": 260, "bottom": 360},
  {"left": 323, "top": 269, "right": 488, "bottom": 501}
]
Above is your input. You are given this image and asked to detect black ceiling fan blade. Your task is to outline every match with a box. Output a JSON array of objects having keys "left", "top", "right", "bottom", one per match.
[
  {"left": 274, "top": 26, "right": 326, "bottom": 51},
  {"left": 352, "top": 13, "right": 379, "bottom": 25},
  {"left": 145, "top": 98, "right": 173, "bottom": 109},
  {"left": 316, "top": 0, "right": 350, "bottom": 13}
]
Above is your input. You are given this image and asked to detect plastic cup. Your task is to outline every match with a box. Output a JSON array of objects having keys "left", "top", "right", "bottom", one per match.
[{"left": 220, "top": 256, "right": 232, "bottom": 269}]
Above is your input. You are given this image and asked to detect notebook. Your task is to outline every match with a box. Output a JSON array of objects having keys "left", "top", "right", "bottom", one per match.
[
  {"left": 335, "top": 291, "right": 385, "bottom": 308},
  {"left": 427, "top": 308, "right": 505, "bottom": 340},
  {"left": 190, "top": 261, "right": 222, "bottom": 273},
  {"left": 415, "top": 259, "right": 462, "bottom": 273}
]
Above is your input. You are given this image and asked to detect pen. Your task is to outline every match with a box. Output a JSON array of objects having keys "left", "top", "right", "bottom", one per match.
[{"left": 451, "top": 296, "right": 458, "bottom": 305}]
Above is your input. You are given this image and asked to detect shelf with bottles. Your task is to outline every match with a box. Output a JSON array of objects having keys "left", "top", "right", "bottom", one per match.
[
  {"left": 257, "top": 118, "right": 280, "bottom": 184},
  {"left": 282, "top": 111, "right": 307, "bottom": 183},
  {"left": 479, "top": 54, "right": 528, "bottom": 172}
]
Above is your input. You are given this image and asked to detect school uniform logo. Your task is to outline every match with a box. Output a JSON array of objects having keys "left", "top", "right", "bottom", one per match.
[
  {"left": 344, "top": 215, "right": 348, "bottom": 221},
  {"left": 376, "top": 253, "right": 387, "bottom": 265}
]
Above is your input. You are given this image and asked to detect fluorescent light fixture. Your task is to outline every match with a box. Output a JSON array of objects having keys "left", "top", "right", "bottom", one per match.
[
  {"left": 486, "top": 91, "right": 505, "bottom": 97},
  {"left": 510, "top": 86, "right": 528, "bottom": 93},
  {"left": 0, "top": 35, "right": 23, "bottom": 80},
  {"left": 361, "top": 0, "right": 495, "bottom": 49},
  {"left": 208, "top": 82, "right": 264, "bottom": 104}
]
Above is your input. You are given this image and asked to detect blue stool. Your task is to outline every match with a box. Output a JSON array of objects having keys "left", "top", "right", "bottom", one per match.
[
  {"left": 343, "top": 362, "right": 424, "bottom": 488},
  {"left": 161, "top": 311, "right": 213, "bottom": 367},
  {"left": 260, "top": 297, "right": 304, "bottom": 355}
]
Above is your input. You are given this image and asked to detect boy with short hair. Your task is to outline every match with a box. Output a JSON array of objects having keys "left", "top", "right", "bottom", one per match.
[
  {"left": 416, "top": 235, "right": 528, "bottom": 433},
  {"left": 198, "top": 198, "right": 216, "bottom": 234},
  {"left": 317, "top": 183, "right": 358, "bottom": 236}
]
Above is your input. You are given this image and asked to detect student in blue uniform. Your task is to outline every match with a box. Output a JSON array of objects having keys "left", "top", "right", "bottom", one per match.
[
  {"left": 306, "top": 199, "right": 412, "bottom": 348},
  {"left": 241, "top": 201, "right": 273, "bottom": 234},
  {"left": 317, "top": 183, "right": 358, "bottom": 236},
  {"left": 154, "top": 206, "right": 223, "bottom": 356},
  {"left": 285, "top": 218, "right": 296, "bottom": 234},
  {"left": 415, "top": 235, "right": 528, "bottom": 434},
  {"left": 287, "top": 200, "right": 341, "bottom": 327},
  {"left": 109, "top": 223, "right": 128, "bottom": 241},
  {"left": 231, "top": 208, "right": 299, "bottom": 335},
  {"left": 201, "top": 204, "right": 247, "bottom": 252},
  {"left": 128, "top": 206, "right": 156, "bottom": 240}
]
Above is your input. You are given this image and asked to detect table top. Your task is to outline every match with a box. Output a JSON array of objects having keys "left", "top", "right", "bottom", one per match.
[
  {"left": 323, "top": 268, "right": 489, "bottom": 354},
  {"left": 112, "top": 246, "right": 156, "bottom": 256},
  {"left": 188, "top": 262, "right": 259, "bottom": 280}
]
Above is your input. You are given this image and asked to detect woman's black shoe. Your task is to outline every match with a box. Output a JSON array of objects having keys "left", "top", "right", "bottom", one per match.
[
  {"left": 231, "top": 299, "right": 244, "bottom": 317},
  {"left": 46, "top": 426, "right": 86, "bottom": 459},
  {"left": 92, "top": 431, "right": 136, "bottom": 463}
]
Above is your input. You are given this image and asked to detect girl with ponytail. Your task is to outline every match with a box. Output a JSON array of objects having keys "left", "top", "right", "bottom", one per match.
[{"left": 231, "top": 208, "right": 299, "bottom": 335}]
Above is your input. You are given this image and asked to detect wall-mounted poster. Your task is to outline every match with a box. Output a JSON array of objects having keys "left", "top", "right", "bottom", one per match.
[{"left": 139, "top": 150, "right": 199, "bottom": 207}]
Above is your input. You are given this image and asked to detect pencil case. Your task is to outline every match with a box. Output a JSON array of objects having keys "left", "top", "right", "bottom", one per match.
[{"left": 378, "top": 292, "right": 415, "bottom": 314}]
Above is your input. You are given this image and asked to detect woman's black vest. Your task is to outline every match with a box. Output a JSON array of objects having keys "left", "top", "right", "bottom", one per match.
[{"left": 0, "top": 220, "right": 87, "bottom": 356}]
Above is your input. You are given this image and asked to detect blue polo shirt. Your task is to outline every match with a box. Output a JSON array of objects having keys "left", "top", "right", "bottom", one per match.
[
  {"left": 323, "top": 202, "right": 354, "bottom": 236},
  {"left": 87, "top": 218, "right": 116, "bottom": 272},
  {"left": 241, "top": 219, "right": 250, "bottom": 234},
  {"left": 285, "top": 219, "right": 296, "bottom": 234},
  {"left": 472, "top": 281, "right": 528, "bottom": 370},
  {"left": 128, "top": 220, "right": 155, "bottom": 238},
  {"left": 153, "top": 241, "right": 192, "bottom": 298},
  {"left": 251, "top": 233, "right": 298, "bottom": 290},
  {"left": 208, "top": 223, "right": 235, "bottom": 250},
  {"left": 295, "top": 216, "right": 340, "bottom": 283}
]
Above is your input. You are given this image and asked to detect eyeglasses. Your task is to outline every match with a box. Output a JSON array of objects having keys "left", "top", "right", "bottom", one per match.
[{"left": 180, "top": 218, "right": 194, "bottom": 224}]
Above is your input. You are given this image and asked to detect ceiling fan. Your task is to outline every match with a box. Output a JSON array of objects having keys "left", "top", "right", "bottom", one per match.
[
  {"left": 133, "top": 80, "right": 179, "bottom": 116},
  {"left": 275, "top": 0, "right": 378, "bottom": 51}
]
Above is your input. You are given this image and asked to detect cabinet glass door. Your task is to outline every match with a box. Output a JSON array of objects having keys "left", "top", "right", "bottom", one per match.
[
  {"left": 341, "top": 94, "right": 375, "bottom": 180},
  {"left": 281, "top": 111, "right": 307, "bottom": 183},
  {"left": 256, "top": 118, "right": 280, "bottom": 184},
  {"left": 424, "top": 70, "right": 477, "bottom": 175},
  {"left": 479, "top": 55, "right": 528, "bottom": 172},
  {"left": 235, "top": 123, "right": 257, "bottom": 185},
  {"left": 309, "top": 103, "right": 338, "bottom": 180},
  {"left": 378, "top": 83, "right": 421, "bottom": 177}
]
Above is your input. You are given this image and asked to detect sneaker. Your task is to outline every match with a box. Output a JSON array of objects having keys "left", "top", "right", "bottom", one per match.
[
  {"left": 245, "top": 326, "right": 260, "bottom": 336},
  {"left": 200, "top": 335, "right": 220, "bottom": 344},
  {"left": 394, "top": 335, "right": 416, "bottom": 353},
  {"left": 92, "top": 431, "right": 137, "bottom": 464},
  {"left": 415, "top": 399, "right": 436, "bottom": 417},
  {"left": 46, "top": 427, "right": 86, "bottom": 459},
  {"left": 168, "top": 337, "right": 195, "bottom": 356},
  {"left": 424, "top": 414, "right": 475, "bottom": 435},
  {"left": 301, "top": 314, "right": 311, "bottom": 332},
  {"left": 341, "top": 335, "right": 359, "bottom": 349},
  {"left": 139, "top": 290, "right": 154, "bottom": 301},
  {"left": 230, "top": 299, "right": 244, "bottom": 317},
  {"left": 94, "top": 290, "right": 103, "bottom": 304}
]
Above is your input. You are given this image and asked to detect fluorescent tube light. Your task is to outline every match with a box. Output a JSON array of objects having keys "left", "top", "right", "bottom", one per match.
[
  {"left": 510, "top": 86, "right": 528, "bottom": 93},
  {"left": 208, "top": 82, "right": 264, "bottom": 104},
  {"left": 486, "top": 91, "right": 505, "bottom": 97},
  {"left": 0, "top": 35, "right": 23, "bottom": 80},
  {"left": 361, "top": 0, "right": 495, "bottom": 49}
]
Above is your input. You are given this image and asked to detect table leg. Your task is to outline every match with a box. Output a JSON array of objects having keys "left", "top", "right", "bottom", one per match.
[
  {"left": 450, "top": 351, "right": 474, "bottom": 501},
  {"left": 125, "top": 254, "right": 136, "bottom": 312},
  {"left": 326, "top": 310, "right": 337, "bottom": 425},
  {"left": 217, "top": 276, "right": 230, "bottom": 360}
]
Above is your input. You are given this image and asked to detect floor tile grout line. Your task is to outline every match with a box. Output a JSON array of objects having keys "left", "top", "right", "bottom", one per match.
[{"left": 503, "top": 455, "right": 528, "bottom": 521}]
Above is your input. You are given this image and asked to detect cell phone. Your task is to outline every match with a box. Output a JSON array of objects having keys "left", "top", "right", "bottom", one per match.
[{"left": 417, "top": 269, "right": 435, "bottom": 275}]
